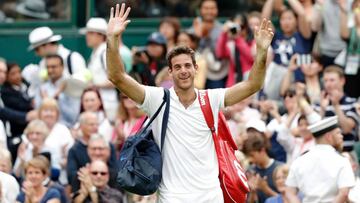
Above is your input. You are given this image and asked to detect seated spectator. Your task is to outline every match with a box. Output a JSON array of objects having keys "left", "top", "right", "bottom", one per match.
[
  {"left": 38, "top": 98, "right": 74, "bottom": 184},
  {"left": 16, "top": 156, "right": 61, "bottom": 203},
  {"left": 13, "top": 120, "right": 60, "bottom": 181},
  {"left": 1, "top": 62, "right": 33, "bottom": 163},
  {"left": 78, "top": 87, "right": 113, "bottom": 142},
  {"left": 0, "top": 171, "right": 19, "bottom": 203},
  {"left": 87, "top": 134, "right": 119, "bottom": 190},
  {"left": 73, "top": 160, "right": 123, "bottom": 203},
  {"left": 67, "top": 112, "right": 116, "bottom": 193},
  {"left": 243, "top": 130, "right": 283, "bottom": 203},
  {"left": 265, "top": 164, "right": 302, "bottom": 203},
  {"left": 0, "top": 148, "right": 12, "bottom": 174}
]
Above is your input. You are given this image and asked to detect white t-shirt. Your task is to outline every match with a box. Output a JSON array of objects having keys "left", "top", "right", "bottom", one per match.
[
  {"left": 140, "top": 86, "right": 225, "bottom": 203},
  {"left": 0, "top": 172, "right": 19, "bottom": 203},
  {"left": 286, "top": 144, "right": 356, "bottom": 203}
]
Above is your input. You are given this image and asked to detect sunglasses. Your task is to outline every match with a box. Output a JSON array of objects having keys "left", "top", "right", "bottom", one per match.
[{"left": 91, "top": 171, "right": 108, "bottom": 176}]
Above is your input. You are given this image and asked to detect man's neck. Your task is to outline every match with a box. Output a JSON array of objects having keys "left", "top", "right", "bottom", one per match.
[{"left": 174, "top": 87, "right": 196, "bottom": 108}]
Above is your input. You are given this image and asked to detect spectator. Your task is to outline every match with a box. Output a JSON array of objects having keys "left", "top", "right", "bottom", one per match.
[
  {"left": 38, "top": 98, "right": 74, "bottom": 184},
  {"left": 77, "top": 87, "right": 113, "bottom": 142},
  {"left": 13, "top": 120, "right": 60, "bottom": 180},
  {"left": 216, "top": 15, "right": 254, "bottom": 87},
  {"left": 1, "top": 63, "right": 33, "bottom": 163},
  {"left": 311, "top": 0, "right": 347, "bottom": 67},
  {"left": 281, "top": 53, "right": 323, "bottom": 104},
  {"left": 158, "top": 17, "right": 181, "bottom": 51},
  {"left": 67, "top": 112, "right": 116, "bottom": 193},
  {"left": 0, "top": 171, "right": 19, "bottom": 203},
  {"left": 35, "top": 54, "right": 81, "bottom": 127},
  {"left": 264, "top": 164, "right": 301, "bottom": 203},
  {"left": 131, "top": 32, "right": 168, "bottom": 86},
  {"left": 87, "top": 134, "right": 119, "bottom": 190},
  {"left": 339, "top": 0, "right": 360, "bottom": 98},
  {"left": 316, "top": 66, "right": 359, "bottom": 152},
  {"left": 191, "top": 0, "right": 225, "bottom": 89},
  {"left": 285, "top": 116, "right": 356, "bottom": 202},
  {"left": 0, "top": 148, "right": 12, "bottom": 174},
  {"left": 73, "top": 160, "right": 123, "bottom": 203},
  {"left": 0, "top": 58, "right": 37, "bottom": 136},
  {"left": 23, "top": 26, "right": 87, "bottom": 98},
  {"left": 80, "top": 18, "right": 119, "bottom": 121},
  {"left": 243, "top": 126, "right": 283, "bottom": 203},
  {"left": 15, "top": 0, "right": 50, "bottom": 20},
  {"left": 16, "top": 156, "right": 61, "bottom": 203}
]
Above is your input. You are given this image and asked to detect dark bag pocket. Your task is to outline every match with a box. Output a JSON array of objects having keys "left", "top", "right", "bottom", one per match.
[
  {"left": 117, "top": 89, "right": 170, "bottom": 195},
  {"left": 117, "top": 129, "right": 162, "bottom": 195}
]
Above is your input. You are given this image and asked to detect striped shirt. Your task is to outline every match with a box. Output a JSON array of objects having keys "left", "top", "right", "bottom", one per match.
[{"left": 314, "top": 95, "right": 359, "bottom": 151}]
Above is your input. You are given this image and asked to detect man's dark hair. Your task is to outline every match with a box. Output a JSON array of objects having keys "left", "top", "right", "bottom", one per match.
[
  {"left": 166, "top": 45, "right": 196, "bottom": 69},
  {"left": 199, "top": 0, "right": 218, "bottom": 8},
  {"left": 242, "top": 133, "right": 270, "bottom": 156},
  {"left": 45, "top": 54, "right": 63, "bottom": 66}
]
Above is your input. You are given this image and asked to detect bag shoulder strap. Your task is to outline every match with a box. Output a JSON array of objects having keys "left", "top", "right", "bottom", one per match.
[
  {"left": 140, "top": 88, "right": 170, "bottom": 151},
  {"left": 67, "top": 51, "right": 73, "bottom": 75},
  {"left": 198, "top": 90, "right": 215, "bottom": 134}
]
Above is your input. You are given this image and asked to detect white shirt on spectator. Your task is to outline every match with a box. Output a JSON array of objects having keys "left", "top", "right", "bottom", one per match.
[
  {"left": 0, "top": 120, "right": 6, "bottom": 149},
  {"left": 88, "top": 42, "right": 118, "bottom": 121},
  {"left": 286, "top": 144, "right": 356, "bottom": 203},
  {"left": 0, "top": 171, "right": 19, "bottom": 203},
  {"left": 139, "top": 86, "right": 224, "bottom": 203}
]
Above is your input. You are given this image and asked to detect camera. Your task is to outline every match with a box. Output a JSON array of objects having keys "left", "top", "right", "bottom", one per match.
[
  {"left": 135, "top": 46, "right": 147, "bottom": 57},
  {"left": 228, "top": 22, "right": 240, "bottom": 35},
  {"left": 296, "top": 54, "right": 312, "bottom": 66}
]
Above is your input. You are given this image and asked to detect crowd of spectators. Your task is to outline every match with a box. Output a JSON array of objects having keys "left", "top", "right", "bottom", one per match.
[{"left": 1, "top": 0, "right": 360, "bottom": 202}]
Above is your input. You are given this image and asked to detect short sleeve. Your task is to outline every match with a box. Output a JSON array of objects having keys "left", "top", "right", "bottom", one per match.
[
  {"left": 138, "top": 86, "right": 164, "bottom": 116},
  {"left": 285, "top": 162, "right": 299, "bottom": 188},
  {"left": 337, "top": 158, "right": 356, "bottom": 189}
]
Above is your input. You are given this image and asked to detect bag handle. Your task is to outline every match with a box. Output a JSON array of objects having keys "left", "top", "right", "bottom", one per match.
[{"left": 139, "top": 88, "right": 170, "bottom": 151}]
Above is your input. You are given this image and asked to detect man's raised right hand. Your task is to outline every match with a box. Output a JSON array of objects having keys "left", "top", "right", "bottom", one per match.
[{"left": 107, "top": 3, "right": 131, "bottom": 38}]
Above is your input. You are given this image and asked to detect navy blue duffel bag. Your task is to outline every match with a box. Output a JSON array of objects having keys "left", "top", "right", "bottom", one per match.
[{"left": 117, "top": 88, "right": 170, "bottom": 195}]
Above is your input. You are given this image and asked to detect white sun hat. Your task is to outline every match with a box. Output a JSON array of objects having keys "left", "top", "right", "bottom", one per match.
[
  {"left": 28, "top": 26, "right": 62, "bottom": 51},
  {"left": 16, "top": 0, "right": 50, "bottom": 20},
  {"left": 79, "top": 17, "right": 108, "bottom": 35},
  {"left": 308, "top": 116, "right": 339, "bottom": 137}
]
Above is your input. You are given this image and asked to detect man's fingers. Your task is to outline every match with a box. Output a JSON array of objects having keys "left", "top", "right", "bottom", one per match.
[
  {"left": 119, "top": 3, "right": 125, "bottom": 17},
  {"left": 110, "top": 7, "right": 114, "bottom": 18},
  {"left": 115, "top": 4, "right": 120, "bottom": 17},
  {"left": 122, "top": 7, "right": 131, "bottom": 21},
  {"left": 260, "top": 18, "right": 267, "bottom": 30}
]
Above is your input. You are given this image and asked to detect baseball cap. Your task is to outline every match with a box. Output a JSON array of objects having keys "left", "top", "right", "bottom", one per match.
[
  {"left": 147, "top": 32, "right": 167, "bottom": 45},
  {"left": 246, "top": 118, "right": 266, "bottom": 133}
]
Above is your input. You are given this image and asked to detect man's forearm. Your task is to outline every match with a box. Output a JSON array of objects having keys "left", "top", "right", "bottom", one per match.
[
  {"left": 334, "top": 104, "right": 355, "bottom": 133},
  {"left": 248, "top": 48, "right": 267, "bottom": 91},
  {"left": 106, "top": 36, "right": 125, "bottom": 87}
]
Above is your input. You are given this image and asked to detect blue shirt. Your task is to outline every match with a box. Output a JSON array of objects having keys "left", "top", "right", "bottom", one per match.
[
  {"left": 271, "top": 31, "right": 313, "bottom": 66},
  {"left": 17, "top": 188, "right": 61, "bottom": 203}
]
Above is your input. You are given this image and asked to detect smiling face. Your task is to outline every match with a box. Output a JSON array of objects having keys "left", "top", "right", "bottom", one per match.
[
  {"left": 168, "top": 53, "right": 197, "bottom": 91},
  {"left": 25, "top": 166, "right": 46, "bottom": 187},
  {"left": 82, "top": 91, "right": 102, "bottom": 112}
]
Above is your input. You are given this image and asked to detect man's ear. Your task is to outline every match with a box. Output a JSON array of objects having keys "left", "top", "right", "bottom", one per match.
[{"left": 194, "top": 64, "right": 198, "bottom": 71}]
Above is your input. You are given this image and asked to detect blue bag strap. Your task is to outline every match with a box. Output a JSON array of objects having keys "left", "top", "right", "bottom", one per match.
[
  {"left": 140, "top": 88, "right": 170, "bottom": 151},
  {"left": 160, "top": 88, "right": 170, "bottom": 152}
]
